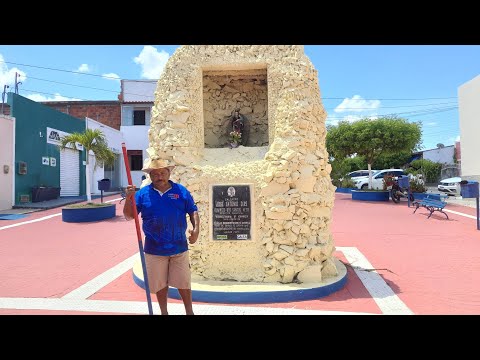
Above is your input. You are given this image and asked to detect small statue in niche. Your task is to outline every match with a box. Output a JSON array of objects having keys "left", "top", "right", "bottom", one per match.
[{"left": 223, "top": 108, "right": 249, "bottom": 147}]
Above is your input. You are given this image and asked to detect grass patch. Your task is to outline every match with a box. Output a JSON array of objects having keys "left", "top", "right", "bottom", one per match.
[{"left": 64, "top": 202, "right": 112, "bottom": 209}]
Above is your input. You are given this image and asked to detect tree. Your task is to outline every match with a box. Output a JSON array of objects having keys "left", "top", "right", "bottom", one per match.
[
  {"left": 59, "top": 128, "right": 115, "bottom": 202},
  {"left": 327, "top": 116, "right": 422, "bottom": 189}
]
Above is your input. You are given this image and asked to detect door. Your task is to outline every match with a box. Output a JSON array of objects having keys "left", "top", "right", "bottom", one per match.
[{"left": 60, "top": 148, "right": 80, "bottom": 196}]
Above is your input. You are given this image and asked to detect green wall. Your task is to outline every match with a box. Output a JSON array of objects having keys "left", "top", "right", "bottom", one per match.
[{"left": 7, "top": 93, "right": 86, "bottom": 204}]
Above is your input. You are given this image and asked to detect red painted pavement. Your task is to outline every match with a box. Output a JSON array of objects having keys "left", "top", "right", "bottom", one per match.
[{"left": 1, "top": 193, "right": 479, "bottom": 314}]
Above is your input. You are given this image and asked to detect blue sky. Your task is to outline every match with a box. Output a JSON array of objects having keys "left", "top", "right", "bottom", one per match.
[{"left": 1, "top": 45, "right": 478, "bottom": 150}]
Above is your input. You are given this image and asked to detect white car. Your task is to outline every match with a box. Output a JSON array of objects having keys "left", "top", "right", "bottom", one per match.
[
  {"left": 438, "top": 177, "right": 462, "bottom": 195},
  {"left": 353, "top": 169, "right": 421, "bottom": 190},
  {"left": 346, "top": 170, "right": 379, "bottom": 179}
]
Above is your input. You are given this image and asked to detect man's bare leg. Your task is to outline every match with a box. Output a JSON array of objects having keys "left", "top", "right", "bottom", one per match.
[
  {"left": 178, "top": 288, "right": 194, "bottom": 315},
  {"left": 156, "top": 287, "right": 169, "bottom": 315}
]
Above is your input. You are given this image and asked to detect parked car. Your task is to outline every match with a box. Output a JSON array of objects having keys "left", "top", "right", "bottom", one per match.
[
  {"left": 339, "top": 170, "right": 379, "bottom": 183},
  {"left": 437, "top": 177, "right": 462, "bottom": 195},
  {"left": 346, "top": 170, "right": 379, "bottom": 179},
  {"left": 353, "top": 169, "right": 423, "bottom": 190}
]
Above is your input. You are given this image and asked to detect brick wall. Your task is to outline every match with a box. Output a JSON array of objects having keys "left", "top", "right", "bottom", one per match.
[{"left": 43, "top": 102, "right": 121, "bottom": 130}]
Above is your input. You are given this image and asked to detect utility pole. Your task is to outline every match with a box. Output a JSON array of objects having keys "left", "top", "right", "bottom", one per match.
[
  {"left": 15, "top": 72, "right": 22, "bottom": 94},
  {"left": 1, "top": 85, "right": 9, "bottom": 115}
]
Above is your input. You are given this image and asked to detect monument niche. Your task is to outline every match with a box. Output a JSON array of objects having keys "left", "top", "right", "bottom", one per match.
[{"left": 143, "top": 45, "right": 340, "bottom": 285}]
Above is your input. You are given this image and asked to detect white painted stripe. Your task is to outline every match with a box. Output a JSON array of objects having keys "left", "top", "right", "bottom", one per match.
[
  {"left": 0, "top": 213, "right": 62, "bottom": 231},
  {"left": 62, "top": 253, "right": 139, "bottom": 299},
  {"left": 105, "top": 198, "right": 123, "bottom": 203},
  {"left": 444, "top": 209, "right": 477, "bottom": 220},
  {"left": 0, "top": 198, "right": 123, "bottom": 231},
  {"left": 0, "top": 297, "right": 373, "bottom": 315},
  {"left": 338, "top": 246, "right": 413, "bottom": 315}
]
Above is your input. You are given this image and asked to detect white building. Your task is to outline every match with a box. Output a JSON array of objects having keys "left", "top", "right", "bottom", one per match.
[
  {"left": 422, "top": 145, "right": 455, "bottom": 165},
  {"left": 0, "top": 114, "right": 15, "bottom": 210},
  {"left": 458, "top": 75, "right": 480, "bottom": 182},
  {"left": 120, "top": 79, "right": 156, "bottom": 187},
  {"left": 86, "top": 118, "right": 125, "bottom": 195}
]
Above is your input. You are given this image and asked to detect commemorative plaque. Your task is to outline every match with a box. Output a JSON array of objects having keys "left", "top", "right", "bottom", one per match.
[{"left": 212, "top": 185, "right": 251, "bottom": 240}]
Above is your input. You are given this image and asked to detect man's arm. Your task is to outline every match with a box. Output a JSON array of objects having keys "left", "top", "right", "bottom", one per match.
[
  {"left": 122, "top": 185, "right": 137, "bottom": 220},
  {"left": 188, "top": 211, "right": 200, "bottom": 244}
]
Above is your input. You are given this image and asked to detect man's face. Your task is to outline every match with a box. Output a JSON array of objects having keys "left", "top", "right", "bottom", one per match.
[{"left": 149, "top": 168, "right": 170, "bottom": 186}]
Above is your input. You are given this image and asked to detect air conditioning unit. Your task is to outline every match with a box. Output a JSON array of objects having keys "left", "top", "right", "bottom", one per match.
[{"left": 19, "top": 194, "right": 30, "bottom": 203}]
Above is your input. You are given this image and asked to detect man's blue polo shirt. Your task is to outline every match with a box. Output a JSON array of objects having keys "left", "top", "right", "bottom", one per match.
[{"left": 135, "top": 180, "right": 198, "bottom": 256}]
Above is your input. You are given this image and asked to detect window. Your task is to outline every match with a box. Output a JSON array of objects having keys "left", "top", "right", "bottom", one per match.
[
  {"left": 127, "top": 150, "right": 143, "bottom": 171},
  {"left": 133, "top": 110, "right": 146, "bottom": 125}
]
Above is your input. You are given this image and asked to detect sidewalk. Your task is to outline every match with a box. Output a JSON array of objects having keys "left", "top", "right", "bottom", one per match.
[{"left": 6, "top": 191, "right": 122, "bottom": 213}]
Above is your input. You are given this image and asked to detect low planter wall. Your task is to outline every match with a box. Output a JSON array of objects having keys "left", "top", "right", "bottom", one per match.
[
  {"left": 351, "top": 190, "right": 390, "bottom": 201},
  {"left": 335, "top": 187, "right": 354, "bottom": 194},
  {"left": 62, "top": 204, "right": 116, "bottom": 223}
]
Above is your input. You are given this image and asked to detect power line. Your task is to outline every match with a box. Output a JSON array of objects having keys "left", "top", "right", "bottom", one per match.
[
  {"left": 322, "top": 96, "right": 457, "bottom": 100},
  {"left": 19, "top": 87, "right": 90, "bottom": 101},
  {"left": 1, "top": 59, "right": 459, "bottom": 102},
  {"left": 325, "top": 101, "right": 457, "bottom": 111},
  {"left": 326, "top": 106, "right": 458, "bottom": 120},
  {"left": 27, "top": 75, "right": 122, "bottom": 94},
  {"left": 1, "top": 60, "right": 156, "bottom": 82}
]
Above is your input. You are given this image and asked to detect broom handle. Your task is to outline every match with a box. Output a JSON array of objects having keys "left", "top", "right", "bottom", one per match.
[{"left": 121, "top": 143, "right": 154, "bottom": 315}]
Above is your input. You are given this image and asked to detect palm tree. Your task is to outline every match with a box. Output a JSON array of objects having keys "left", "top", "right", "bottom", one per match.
[{"left": 59, "top": 128, "right": 115, "bottom": 202}]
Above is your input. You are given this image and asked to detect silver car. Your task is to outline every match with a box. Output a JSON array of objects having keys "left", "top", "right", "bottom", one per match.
[{"left": 438, "top": 177, "right": 462, "bottom": 195}]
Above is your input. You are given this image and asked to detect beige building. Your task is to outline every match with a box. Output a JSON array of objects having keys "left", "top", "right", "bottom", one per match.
[
  {"left": 458, "top": 75, "right": 480, "bottom": 182},
  {"left": 0, "top": 114, "right": 15, "bottom": 210}
]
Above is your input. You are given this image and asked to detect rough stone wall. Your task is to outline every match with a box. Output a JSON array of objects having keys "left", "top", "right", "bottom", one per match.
[
  {"left": 203, "top": 70, "right": 268, "bottom": 148},
  {"left": 146, "top": 45, "right": 337, "bottom": 284}
]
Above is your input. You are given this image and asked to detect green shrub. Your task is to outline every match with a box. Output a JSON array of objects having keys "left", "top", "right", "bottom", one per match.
[
  {"left": 407, "top": 159, "right": 442, "bottom": 183},
  {"left": 409, "top": 178, "right": 426, "bottom": 193},
  {"left": 332, "top": 177, "right": 356, "bottom": 188}
]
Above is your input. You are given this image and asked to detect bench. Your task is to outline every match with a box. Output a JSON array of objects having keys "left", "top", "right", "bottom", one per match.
[
  {"left": 412, "top": 194, "right": 449, "bottom": 219},
  {"left": 119, "top": 186, "right": 140, "bottom": 204},
  {"left": 119, "top": 188, "right": 126, "bottom": 204}
]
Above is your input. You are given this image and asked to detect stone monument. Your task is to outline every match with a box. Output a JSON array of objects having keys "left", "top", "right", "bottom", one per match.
[{"left": 143, "top": 45, "right": 337, "bottom": 284}]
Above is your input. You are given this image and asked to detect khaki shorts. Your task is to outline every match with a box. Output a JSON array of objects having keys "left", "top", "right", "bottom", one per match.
[{"left": 144, "top": 251, "right": 191, "bottom": 293}]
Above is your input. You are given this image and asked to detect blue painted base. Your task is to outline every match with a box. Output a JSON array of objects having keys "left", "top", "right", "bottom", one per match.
[
  {"left": 62, "top": 204, "right": 116, "bottom": 223},
  {"left": 132, "top": 258, "right": 348, "bottom": 304},
  {"left": 335, "top": 187, "right": 354, "bottom": 193},
  {"left": 351, "top": 190, "right": 390, "bottom": 201}
]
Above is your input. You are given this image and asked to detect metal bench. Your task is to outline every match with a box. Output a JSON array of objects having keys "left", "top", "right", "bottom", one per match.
[
  {"left": 119, "top": 188, "right": 126, "bottom": 204},
  {"left": 412, "top": 194, "right": 449, "bottom": 219}
]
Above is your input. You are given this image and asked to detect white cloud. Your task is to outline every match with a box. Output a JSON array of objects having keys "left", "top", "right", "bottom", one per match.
[
  {"left": 133, "top": 46, "right": 169, "bottom": 79},
  {"left": 0, "top": 54, "right": 27, "bottom": 87},
  {"left": 426, "top": 122, "right": 437, "bottom": 126},
  {"left": 334, "top": 95, "right": 381, "bottom": 113},
  {"left": 446, "top": 135, "right": 461, "bottom": 144},
  {"left": 102, "top": 73, "right": 120, "bottom": 82},
  {"left": 326, "top": 113, "right": 378, "bottom": 126},
  {"left": 77, "top": 64, "right": 90, "bottom": 73},
  {"left": 25, "top": 93, "right": 81, "bottom": 102}
]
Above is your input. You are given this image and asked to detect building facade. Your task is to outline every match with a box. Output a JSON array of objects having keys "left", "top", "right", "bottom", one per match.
[
  {"left": 7, "top": 93, "right": 86, "bottom": 205},
  {"left": 0, "top": 114, "right": 15, "bottom": 210},
  {"left": 458, "top": 75, "right": 480, "bottom": 182},
  {"left": 120, "top": 79, "right": 156, "bottom": 187},
  {"left": 86, "top": 117, "right": 125, "bottom": 194}
]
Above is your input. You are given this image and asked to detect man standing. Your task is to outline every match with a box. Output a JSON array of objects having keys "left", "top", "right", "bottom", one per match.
[{"left": 123, "top": 159, "right": 200, "bottom": 315}]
